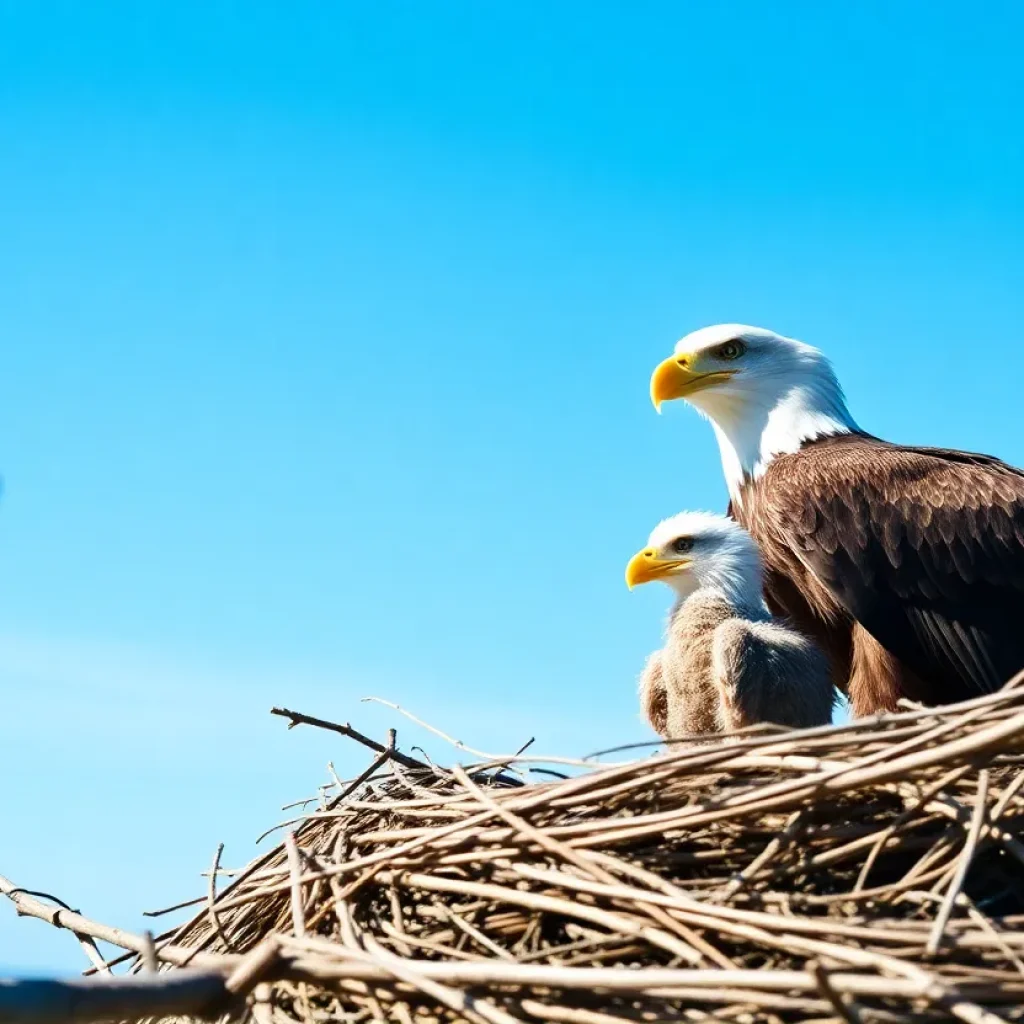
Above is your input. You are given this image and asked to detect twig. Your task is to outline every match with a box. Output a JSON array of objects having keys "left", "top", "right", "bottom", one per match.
[
  {"left": 928, "top": 769, "right": 991, "bottom": 955},
  {"left": 270, "top": 707, "right": 428, "bottom": 772},
  {"left": 810, "top": 959, "right": 863, "bottom": 1023},
  {"left": 360, "top": 697, "right": 502, "bottom": 761},
  {"left": 0, "top": 875, "right": 152, "bottom": 961},
  {"left": 285, "top": 833, "right": 307, "bottom": 938},
  {"left": 143, "top": 895, "right": 205, "bottom": 918},
  {"left": 719, "top": 810, "right": 801, "bottom": 900},
  {"left": 433, "top": 901, "right": 517, "bottom": 962},
  {"left": 361, "top": 936, "right": 522, "bottom": 1024},
  {"left": 334, "top": 748, "right": 394, "bottom": 804},
  {"left": 206, "top": 842, "right": 235, "bottom": 952},
  {"left": 140, "top": 931, "right": 158, "bottom": 974},
  {"left": 224, "top": 937, "right": 282, "bottom": 994},
  {"left": 326, "top": 761, "right": 345, "bottom": 793}
]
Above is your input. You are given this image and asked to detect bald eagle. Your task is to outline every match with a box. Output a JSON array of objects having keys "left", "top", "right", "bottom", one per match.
[
  {"left": 650, "top": 324, "right": 1024, "bottom": 715},
  {"left": 626, "top": 511, "right": 836, "bottom": 736}
]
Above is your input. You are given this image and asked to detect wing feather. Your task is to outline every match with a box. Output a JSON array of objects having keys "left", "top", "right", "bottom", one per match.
[{"left": 755, "top": 435, "right": 1024, "bottom": 699}]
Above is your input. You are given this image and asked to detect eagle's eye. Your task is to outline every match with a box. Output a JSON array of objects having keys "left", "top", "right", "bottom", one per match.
[
  {"left": 671, "top": 537, "right": 694, "bottom": 554},
  {"left": 714, "top": 339, "right": 746, "bottom": 360}
]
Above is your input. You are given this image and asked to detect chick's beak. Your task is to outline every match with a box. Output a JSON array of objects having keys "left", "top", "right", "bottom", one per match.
[
  {"left": 625, "top": 549, "right": 688, "bottom": 590},
  {"left": 649, "top": 353, "right": 735, "bottom": 411}
]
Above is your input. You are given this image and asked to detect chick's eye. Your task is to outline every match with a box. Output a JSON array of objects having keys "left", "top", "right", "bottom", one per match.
[
  {"left": 672, "top": 537, "right": 694, "bottom": 554},
  {"left": 716, "top": 340, "right": 746, "bottom": 360}
]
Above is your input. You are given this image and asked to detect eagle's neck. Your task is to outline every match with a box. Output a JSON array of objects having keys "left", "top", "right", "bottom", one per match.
[
  {"left": 704, "top": 378, "right": 858, "bottom": 504},
  {"left": 671, "top": 562, "right": 771, "bottom": 624},
  {"left": 675, "top": 588, "right": 769, "bottom": 626}
]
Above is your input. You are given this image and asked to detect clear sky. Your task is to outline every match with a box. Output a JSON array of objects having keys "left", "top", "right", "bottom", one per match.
[{"left": 2, "top": 1, "right": 1023, "bottom": 973}]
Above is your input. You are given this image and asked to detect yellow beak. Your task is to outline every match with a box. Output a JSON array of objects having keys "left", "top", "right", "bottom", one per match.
[
  {"left": 625, "top": 548, "right": 689, "bottom": 590},
  {"left": 650, "top": 354, "right": 736, "bottom": 411}
]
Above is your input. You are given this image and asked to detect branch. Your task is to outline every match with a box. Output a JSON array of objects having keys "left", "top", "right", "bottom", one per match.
[
  {"left": 269, "top": 707, "right": 429, "bottom": 772},
  {"left": 0, "top": 971, "right": 229, "bottom": 1024},
  {"left": 0, "top": 874, "right": 242, "bottom": 975},
  {"left": 0, "top": 875, "right": 151, "bottom": 959}
]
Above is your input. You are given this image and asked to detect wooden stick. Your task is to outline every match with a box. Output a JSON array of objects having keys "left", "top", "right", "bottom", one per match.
[
  {"left": 928, "top": 769, "right": 991, "bottom": 955},
  {"left": 270, "top": 707, "right": 431, "bottom": 772},
  {"left": 285, "top": 833, "right": 307, "bottom": 938},
  {"left": 0, "top": 971, "right": 228, "bottom": 1023}
]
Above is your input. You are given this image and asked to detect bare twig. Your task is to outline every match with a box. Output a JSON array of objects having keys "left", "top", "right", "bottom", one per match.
[
  {"left": 285, "top": 833, "right": 307, "bottom": 938},
  {"left": 928, "top": 769, "right": 991, "bottom": 955},
  {"left": 0, "top": 876, "right": 152, "bottom": 961},
  {"left": 360, "top": 697, "right": 501, "bottom": 761},
  {"left": 810, "top": 959, "right": 864, "bottom": 1023},
  {"left": 270, "top": 706, "right": 428, "bottom": 772},
  {"left": 206, "top": 842, "right": 236, "bottom": 953},
  {"left": 140, "top": 931, "right": 158, "bottom": 974}
]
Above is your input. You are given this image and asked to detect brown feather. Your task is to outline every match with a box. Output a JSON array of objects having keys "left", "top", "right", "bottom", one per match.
[
  {"left": 637, "top": 651, "right": 669, "bottom": 736},
  {"left": 641, "top": 594, "right": 835, "bottom": 738},
  {"left": 732, "top": 432, "right": 1024, "bottom": 710}
]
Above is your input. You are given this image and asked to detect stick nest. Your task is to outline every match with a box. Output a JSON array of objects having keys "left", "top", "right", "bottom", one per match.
[
  {"left": 11, "top": 687, "right": 1024, "bottom": 1023},
  {"left": 117, "top": 684, "right": 1024, "bottom": 1024}
]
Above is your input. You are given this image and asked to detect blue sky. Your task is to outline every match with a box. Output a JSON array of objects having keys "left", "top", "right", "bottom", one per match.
[{"left": 2, "top": 1, "right": 1023, "bottom": 972}]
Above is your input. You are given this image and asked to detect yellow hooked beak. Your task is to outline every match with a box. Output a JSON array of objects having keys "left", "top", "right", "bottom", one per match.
[
  {"left": 650, "top": 353, "right": 737, "bottom": 412},
  {"left": 625, "top": 548, "right": 690, "bottom": 590}
]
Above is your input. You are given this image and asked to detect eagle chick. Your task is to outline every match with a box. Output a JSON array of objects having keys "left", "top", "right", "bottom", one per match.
[{"left": 627, "top": 511, "right": 837, "bottom": 738}]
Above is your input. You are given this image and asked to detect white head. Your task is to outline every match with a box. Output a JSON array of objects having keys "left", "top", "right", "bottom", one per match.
[
  {"left": 649, "top": 325, "right": 859, "bottom": 501},
  {"left": 625, "top": 511, "right": 765, "bottom": 614}
]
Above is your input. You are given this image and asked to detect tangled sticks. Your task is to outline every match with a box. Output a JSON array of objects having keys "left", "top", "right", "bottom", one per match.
[{"left": 7, "top": 686, "right": 1024, "bottom": 1023}]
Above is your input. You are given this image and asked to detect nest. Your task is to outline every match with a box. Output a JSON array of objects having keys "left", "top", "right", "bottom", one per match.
[{"left": 7, "top": 687, "right": 1024, "bottom": 1023}]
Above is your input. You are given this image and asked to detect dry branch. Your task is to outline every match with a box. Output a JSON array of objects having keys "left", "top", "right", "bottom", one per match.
[{"left": 0, "top": 972, "right": 228, "bottom": 1024}]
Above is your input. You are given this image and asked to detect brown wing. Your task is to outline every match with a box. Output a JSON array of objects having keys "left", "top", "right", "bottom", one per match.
[{"left": 750, "top": 433, "right": 1024, "bottom": 701}]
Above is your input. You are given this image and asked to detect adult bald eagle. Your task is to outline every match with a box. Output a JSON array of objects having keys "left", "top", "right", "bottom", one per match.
[
  {"left": 649, "top": 325, "right": 1024, "bottom": 715},
  {"left": 626, "top": 511, "right": 835, "bottom": 735}
]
